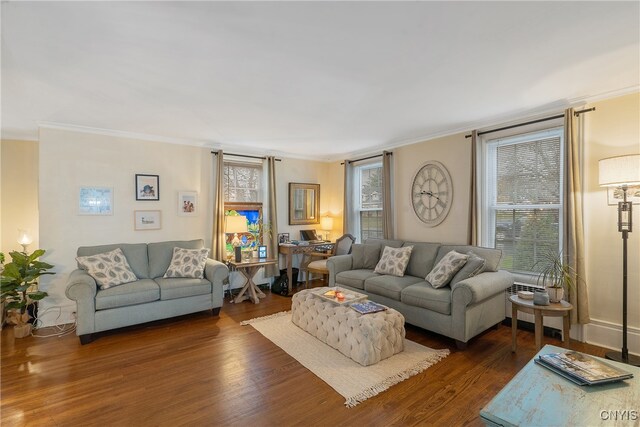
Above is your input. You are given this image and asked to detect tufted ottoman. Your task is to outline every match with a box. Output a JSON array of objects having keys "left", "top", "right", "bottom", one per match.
[{"left": 291, "top": 288, "right": 405, "bottom": 366}]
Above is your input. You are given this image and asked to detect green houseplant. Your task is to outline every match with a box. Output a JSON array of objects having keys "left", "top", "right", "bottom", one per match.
[
  {"left": 0, "top": 249, "right": 54, "bottom": 338},
  {"left": 534, "top": 250, "right": 576, "bottom": 303}
]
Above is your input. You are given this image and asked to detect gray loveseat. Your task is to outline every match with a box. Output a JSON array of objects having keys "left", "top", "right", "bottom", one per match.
[
  {"left": 327, "top": 239, "right": 513, "bottom": 348},
  {"left": 65, "top": 239, "right": 228, "bottom": 344}
]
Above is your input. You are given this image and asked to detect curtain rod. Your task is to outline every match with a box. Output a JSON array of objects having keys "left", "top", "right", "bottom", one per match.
[
  {"left": 211, "top": 151, "right": 281, "bottom": 161},
  {"left": 464, "top": 107, "right": 595, "bottom": 139},
  {"left": 341, "top": 151, "right": 393, "bottom": 166}
]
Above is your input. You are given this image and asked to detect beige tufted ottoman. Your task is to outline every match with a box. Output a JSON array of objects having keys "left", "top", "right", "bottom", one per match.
[{"left": 291, "top": 288, "right": 405, "bottom": 366}]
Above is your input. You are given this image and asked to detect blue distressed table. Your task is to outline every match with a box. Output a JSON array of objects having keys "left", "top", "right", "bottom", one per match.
[{"left": 480, "top": 345, "right": 640, "bottom": 427}]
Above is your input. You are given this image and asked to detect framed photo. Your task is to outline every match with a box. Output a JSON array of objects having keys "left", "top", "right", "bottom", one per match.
[
  {"left": 178, "top": 191, "right": 198, "bottom": 216},
  {"left": 79, "top": 187, "right": 113, "bottom": 215},
  {"left": 278, "top": 233, "right": 290, "bottom": 244},
  {"left": 607, "top": 186, "right": 640, "bottom": 205},
  {"left": 258, "top": 245, "right": 267, "bottom": 259},
  {"left": 134, "top": 210, "right": 162, "bottom": 230},
  {"left": 135, "top": 174, "right": 159, "bottom": 201}
]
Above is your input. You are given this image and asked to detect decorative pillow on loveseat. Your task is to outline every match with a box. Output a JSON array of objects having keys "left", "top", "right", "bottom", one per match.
[
  {"left": 449, "top": 251, "right": 486, "bottom": 286},
  {"left": 76, "top": 248, "right": 138, "bottom": 290},
  {"left": 374, "top": 245, "right": 413, "bottom": 277},
  {"left": 163, "top": 247, "right": 210, "bottom": 279},
  {"left": 425, "top": 250, "right": 469, "bottom": 288}
]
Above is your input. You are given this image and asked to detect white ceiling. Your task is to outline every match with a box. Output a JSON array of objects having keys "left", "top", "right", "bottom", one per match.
[{"left": 2, "top": 1, "right": 639, "bottom": 161}]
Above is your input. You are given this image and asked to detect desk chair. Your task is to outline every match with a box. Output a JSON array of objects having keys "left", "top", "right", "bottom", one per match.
[{"left": 302, "top": 234, "right": 355, "bottom": 287}]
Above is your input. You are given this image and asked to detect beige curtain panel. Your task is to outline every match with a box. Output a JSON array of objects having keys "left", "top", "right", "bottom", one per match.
[
  {"left": 468, "top": 130, "right": 479, "bottom": 246},
  {"left": 343, "top": 160, "right": 355, "bottom": 238},
  {"left": 211, "top": 150, "right": 226, "bottom": 262},
  {"left": 265, "top": 156, "right": 279, "bottom": 278},
  {"left": 382, "top": 150, "right": 394, "bottom": 240}
]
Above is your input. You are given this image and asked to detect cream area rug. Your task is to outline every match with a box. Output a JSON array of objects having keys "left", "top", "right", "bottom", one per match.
[{"left": 241, "top": 312, "right": 449, "bottom": 407}]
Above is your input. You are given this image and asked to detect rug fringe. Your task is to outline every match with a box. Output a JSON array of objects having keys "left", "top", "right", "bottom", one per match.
[
  {"left": 240, "top": 310, "right": 290, "bottom": 326},
  {"left": 344, "top": 348, "right": 450, "bottom": 408}
]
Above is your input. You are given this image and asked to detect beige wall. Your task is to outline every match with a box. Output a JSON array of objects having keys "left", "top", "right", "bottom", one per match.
[{"left": 1, "top": 140, "right": 39, "bottom": 254}]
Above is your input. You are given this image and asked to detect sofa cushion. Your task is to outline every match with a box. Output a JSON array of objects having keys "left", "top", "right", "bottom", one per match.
[
  {"left": 401, "top": 283, "right": 452, "bottom": 315},
  {"left": 364, "top": 274, "right": 424, "bottom": 301},
  {"left": 77, "top": 243, "right": 149, "bottom": 279},
  {"left": 351, "top": 244, "right": 381, "bottom": 270},
  {"left": 155, "top": 277, "right": 212, "bottom": 300},
  {"left": 426, "top": 250, "right": 469, "bottom": 288},
  {"left": 402, "top": 242, "right": 441, "bottom": 279},
  {"left": 335, "top": 269, "right": 379, "bottom": 290},
  {"left": 163, "top": 247, "right": 210, "bottom": 279},
  {"left": 95, "top": 279, "right": 159, "bottom": 310},
  {"left": 450, "top": 251, "right": 486, "bottom": 286},
  {"left": 148, "top": 239, "right": 204, "bottom": 278},
  {"left": 76, "top": 248, "right": 138, "bottom": 290},
  {"left": 374, "top": 246, "right": 413, "bottom": 277},
  {"left": 435, "top": 245, "right": 502, "bottom": 272}
]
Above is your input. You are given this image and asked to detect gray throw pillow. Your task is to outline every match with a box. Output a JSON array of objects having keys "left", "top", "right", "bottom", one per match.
[
  {"left": 164, "top": 247, "right": 210, "bottom": 279},
  {"left": 76, "top": 248, "right": 138, "bottom": 290},
  {"left": 450, "top": 251, "right": 486, "bottom": 286},
  {"left": 426, "top": 250, "right": 469, "bottom": 288},
  {"left": 374, "top": 246, "right": 413, "bottom": 277},
  {"left": 351, "top": 244, "right": 381, "bottom": 270}
]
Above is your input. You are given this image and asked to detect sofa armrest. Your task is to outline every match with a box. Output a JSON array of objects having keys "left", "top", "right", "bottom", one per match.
[
  {"left": 65, "top": 269, "right": 98, "bottom": 336},
  {"left": 204, "top": 258, "right": 229, "bottom": 286},
  {"left": 451, "top": 270, "right": 513, "bottom": 306},
  {"left": 327, "top": 254, "right": 353, "bottom": 287}
]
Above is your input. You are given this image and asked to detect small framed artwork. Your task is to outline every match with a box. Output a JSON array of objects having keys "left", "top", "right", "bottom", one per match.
[
  {"left": 135, "top": 174, "right": 160, "bottom": 201},
  {"left": 178, "top": 191, "right": 198, "bottom": 216},
  {"left": 278, "top": 233, "right": 290, "bottom": 244},
  {"left": 607, "top": 186, "right": 640, "bottom": 205},
  {"left": 79, "top": 187, "right": 113, "bottom": 215},
  {"left": 258, "top": 245, "right": 267, "bottom": 259},
  {"left": 134, "top": 210, "right": 162, "bottom": 230}
]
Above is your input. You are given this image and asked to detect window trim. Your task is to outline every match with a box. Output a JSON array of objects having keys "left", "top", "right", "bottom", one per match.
[{"left": 352, "top": 161, "right": 383, "bottom": 242}]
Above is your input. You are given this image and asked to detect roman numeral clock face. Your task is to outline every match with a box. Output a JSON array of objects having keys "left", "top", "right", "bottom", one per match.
[{"left": 411, "top": 161, "right": 453, "bottom": 227}]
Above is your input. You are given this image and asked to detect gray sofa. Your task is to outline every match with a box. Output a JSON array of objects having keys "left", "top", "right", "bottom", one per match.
[
  {"left": 65, "top": 239, "right": 228, "bottom": 344},
  {"left": 327, "top": 239, "right": 513, "bottom": 348}
]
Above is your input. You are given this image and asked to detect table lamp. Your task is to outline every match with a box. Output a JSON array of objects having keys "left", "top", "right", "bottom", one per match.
[
  {"left": 225, "top": 215, "right": 248, "bottom": 262},
  {"left": 17, "top": 229, "right": 33, "bottom": 253},
  {"left": 599, "top": 154, "right": 640, "bottom": 366},
  {"left": 320, "top": 216, "right": 334, "bottom": 241}
]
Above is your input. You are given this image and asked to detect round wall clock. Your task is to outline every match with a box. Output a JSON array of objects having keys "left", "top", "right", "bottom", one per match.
[{"left": 411, "top": 160, "right": 453, "bottom": 227}]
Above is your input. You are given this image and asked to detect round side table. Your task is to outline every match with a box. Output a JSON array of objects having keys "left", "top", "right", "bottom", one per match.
[{"left": 509, "top": 294, "right": 573, "bottom": 352}]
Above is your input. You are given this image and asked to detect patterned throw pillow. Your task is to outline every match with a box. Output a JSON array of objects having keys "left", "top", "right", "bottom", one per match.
[
  {"left": 374, "top": 246, "right": 413, "bottom": 277},
  {"left": 449, "top": 251, "right": 486, "bottom": 286},
  {"left": 76, "top": 248, "right": 138, "bottom": 290},
  {"left": 426, "top": 250, "right": 469, "bottom": 288},
  {"left": 164, "top": 247, "right": 210, "bottom": 279}
]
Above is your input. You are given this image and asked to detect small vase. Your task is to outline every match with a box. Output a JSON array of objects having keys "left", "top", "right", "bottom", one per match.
[
  {"left": 533, "top": 290, "right": 550, "bottom": 306},
  {"left": 13, "top": 323, "right": 32, "bottom": 338},
  {"left": 547, "top": 287, "right": 564, "bottom": 303}
]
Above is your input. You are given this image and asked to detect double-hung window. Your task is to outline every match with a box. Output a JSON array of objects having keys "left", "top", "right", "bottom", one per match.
[
  {"left": 354, "top": 162, "right": 384, "bottom": 242},
  {"left": 482, "top": 127, "right": 564, "bottom": 275},
  {"left": 223, "top": 160, "right": 263, "bottom": 250}
]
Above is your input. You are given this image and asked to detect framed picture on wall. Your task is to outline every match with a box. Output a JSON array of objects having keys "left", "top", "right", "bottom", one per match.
[
  {"left": 79, "top": 186, "right": 113, "bottom": 215},
  {"left": 607, "top": 186, "right": 640, "bottom": 205},
  {"left": 134, "top": 210, "right": 161, "bottom": 230},
  {"left": 135, "top": 174, "right": 159, "bottom": 201},
  {"left": 178, "top": 191, "right": 198, "bottom": 216}
]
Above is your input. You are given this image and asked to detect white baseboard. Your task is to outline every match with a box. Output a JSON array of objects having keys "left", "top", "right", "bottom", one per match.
[
  {"left": 584, "top": 318, "right": 640, "bottom": 357},
  {"left": 37, "top": 301, "right": 76, "bottom": 327}
]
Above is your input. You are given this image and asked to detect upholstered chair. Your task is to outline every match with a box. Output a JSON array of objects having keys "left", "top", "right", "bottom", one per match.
[{"left": 302, "top": 234, "right": 355, "bottom": 287}]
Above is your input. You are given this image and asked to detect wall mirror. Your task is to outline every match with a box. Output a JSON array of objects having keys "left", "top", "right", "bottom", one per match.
[{"left": 289, "top": 183, "right": 320, "bottom": 225}]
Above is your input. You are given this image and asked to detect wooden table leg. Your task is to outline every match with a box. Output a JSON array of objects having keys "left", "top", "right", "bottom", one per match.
[
  {"left": 286, "top": 254, "right": 293, "bottom": 295},
  {"left": 563, "top": 313, "right": 570, "bottom": 345},
  {"left": 512, "top": 304, "right": 518, "bottom": 353},
  {"left": 534, "top": 310, "right": 543, "bottom": 350},
  {"left": 233, "top": 272, "right": 251, "bottom": 303}
]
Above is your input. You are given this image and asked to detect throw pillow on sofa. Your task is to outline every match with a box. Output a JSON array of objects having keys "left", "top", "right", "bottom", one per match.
[
  {"left": 374, "top": 245, "right": 413, "bottom": 277},
  {"left": 449, "top": 251, "right": 486, "bottom": 286},
  {"left": 76, "top": 248, "right": 138, "bottom": 290},
  {"left": 351, "top": 244, "right": 381, "bottom": 269},
  {"left": 426, "top": 250, "right": 469, "bottom": 288},
  {"left": 164, "top": 247, "right": 210, "bottom": 279}
]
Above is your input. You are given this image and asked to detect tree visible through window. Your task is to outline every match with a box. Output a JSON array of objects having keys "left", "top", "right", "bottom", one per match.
[
  {"left": 224, "top": 162, "right": 262, "bottom": 203},
  {"left": 357, "top": 163, "right": 383, "bottom": 241}
]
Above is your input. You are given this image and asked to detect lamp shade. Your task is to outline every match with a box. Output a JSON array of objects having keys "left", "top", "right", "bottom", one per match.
[
  {"left": 320, "top": 216, "right": 334, "bottom": 231},
  {"left": 225, "top": 215, "right": 248, "bottom": 234},
  {"left": 17, "top": 229, "right": 33, "bottom": 246},
  {"left": 599, "top": 154, "right": 640, "bottom": 187}
]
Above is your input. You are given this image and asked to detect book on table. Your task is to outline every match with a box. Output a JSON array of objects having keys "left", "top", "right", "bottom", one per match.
[
  {"left": 350, "top": 301, "right": 387, "bottom": 314},
  {"left": 534, "top": 350, "right": 633, "bottom": 386}
]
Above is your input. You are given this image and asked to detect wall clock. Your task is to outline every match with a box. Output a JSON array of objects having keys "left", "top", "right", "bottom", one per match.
[{"left": 411, "top": 160, "right": 453, "bottom": 227}]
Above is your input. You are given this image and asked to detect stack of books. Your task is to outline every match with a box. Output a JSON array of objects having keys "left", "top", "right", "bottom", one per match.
[{"left": 535, "top": 350, "right": 633, "bottom": 386}]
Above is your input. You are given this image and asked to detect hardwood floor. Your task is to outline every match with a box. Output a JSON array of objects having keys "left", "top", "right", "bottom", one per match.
[{"left": 1, "top": 282, "right": 609, "bottom": 427}]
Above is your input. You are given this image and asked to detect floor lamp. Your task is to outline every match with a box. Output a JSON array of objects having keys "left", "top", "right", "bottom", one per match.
[{"left": 599, "top": 154, "right": 640, "bottom": 366}]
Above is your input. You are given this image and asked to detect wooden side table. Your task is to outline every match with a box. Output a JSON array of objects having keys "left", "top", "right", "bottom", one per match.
[
  {"left": 510, "top": 294, "right": 573, "bottom": 352},
  {"left": 228, "top": 258, "right": 277, "bottom": 304}
]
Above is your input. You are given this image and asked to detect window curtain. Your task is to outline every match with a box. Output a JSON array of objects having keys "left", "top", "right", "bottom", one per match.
[
  {"left": 343, "top": 160, "right": 356, "bottom": 239},
  {"left": 211, "top": 150, "right": 226, "bottom": 261},
  {"left": 264, "top": 156, "right": 279, "bottom": 278},
  {"left": 564, "top": 108, "right": 590, "bottom": 324},
  {"left": 382, "top": 150, "right": 394, "bottom": 239},
  {"left": 468, "top": 130, "right": 479, "bottom": 245}
]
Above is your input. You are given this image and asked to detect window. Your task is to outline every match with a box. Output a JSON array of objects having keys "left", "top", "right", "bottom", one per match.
[
  {"left": 354, "top": 162, "right": 384, "bottom": 242},
  {"left": 482, "top": 128, "right": 564, "bottom": 275},
  {"left": 224, "top": 161, "right": 262, "bottom": 203}
]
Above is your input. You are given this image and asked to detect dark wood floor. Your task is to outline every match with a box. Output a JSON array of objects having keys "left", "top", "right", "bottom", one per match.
[{"left": 1, "top": 281, "right": 608, "bottom": 427}]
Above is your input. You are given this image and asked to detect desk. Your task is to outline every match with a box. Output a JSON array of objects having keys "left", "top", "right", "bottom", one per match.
[
  {"left": 480, "top": 345, "right": 640, "bottom": 427},
  {"left": 228, "top": 258, "right": 277, "bottom": 304},
  {"left": 510, "top": 294, "right": 572, "bottom": 352},
  {"left": 278, "top": 243, "right": 333, "bottom": 295}
]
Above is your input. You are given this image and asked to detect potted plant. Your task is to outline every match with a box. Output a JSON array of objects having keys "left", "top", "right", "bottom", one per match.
[
  {"left": 0, "top": 249, "right": 54, "bottom": 338},
  {"left": 534, "top": 250, "right": 575, "bottom": 303}
]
